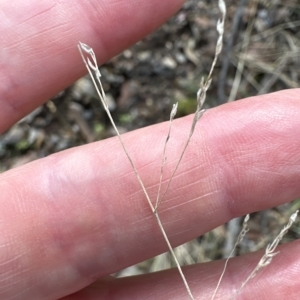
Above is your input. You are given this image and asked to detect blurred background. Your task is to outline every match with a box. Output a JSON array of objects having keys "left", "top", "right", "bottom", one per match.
[{"left": 1, "top": 0, "right": 300, "bottom": 278}]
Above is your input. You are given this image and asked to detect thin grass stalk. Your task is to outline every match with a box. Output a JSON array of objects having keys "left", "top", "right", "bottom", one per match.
[
  {"left": 78, "top": 42, "right": 155, "bottom": 212},
  {"left": 78, "top": 2, "right": 226, "bottom": 298},
  {"left": 211, "top": 214, "right": 249, "bottom": 300},
  {"left": 78, "top": 43, "right": 194, "bottom": 300},
  {"left": 156, "top": 0, "right": 226, "bottom": 210},
  {"left": 228, "top": 1, "right": 257, "bottom": 102},
  {"left": 155, "top": 103, "right": 178, "bottom": 211},
  {"left": 231, "top": 210, "right": 298, "bottom": 300}
]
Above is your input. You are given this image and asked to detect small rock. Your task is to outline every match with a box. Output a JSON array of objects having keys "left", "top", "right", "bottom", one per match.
[
  {"left": 19, "top": 106, "right": 43, "bottom": 124},
  {"left": 105, "top": 93, "right": 117, "bottom": 111},
  {"left": 162, "top": 56, "right": 177, "bottom": 69},
  {"left": 123, "top": 49, "right": 132, "bottom": 58},
  {"left": 71, "top": 77, "right": 95, "bottom": 100},
  {"left": 1, "top": 125, "right": 25, "bottom": 145},
  {"left": 137, "top": 51, "right": 152, "bottom": 61},
  {"left": 175, "top": 52, "right": 187, "bottom": 64}
]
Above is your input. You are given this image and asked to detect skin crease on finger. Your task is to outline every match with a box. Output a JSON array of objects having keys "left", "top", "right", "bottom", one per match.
[
  {"left": 0, "top": 89, "right": 300, "bottom": 299},
  {"left": 0, "top": 0, "right": 185, "bottom": 133}
]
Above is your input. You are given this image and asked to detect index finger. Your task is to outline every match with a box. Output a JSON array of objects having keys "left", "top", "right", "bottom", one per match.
[
  {"left": 0, "top": 0, "right": 185, "bottom": 133},
  {"left": 0, "top": 89, "right": 300, "bottom": 299}
]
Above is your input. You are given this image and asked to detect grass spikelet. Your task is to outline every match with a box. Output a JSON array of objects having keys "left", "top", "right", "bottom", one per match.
[{"left": 231, "top": 210, "right": 298, "bottom": 299}]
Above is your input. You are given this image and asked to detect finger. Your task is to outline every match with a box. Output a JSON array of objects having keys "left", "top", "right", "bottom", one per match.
[
  {"left": 0, "top": 90, "right": 300, "bottom": 299},
  {"left": 0, "top": 0, "right": 185, "bottom": 133},
  {"left": 60, "top": 240, "right": 300, "bottom": 300}
]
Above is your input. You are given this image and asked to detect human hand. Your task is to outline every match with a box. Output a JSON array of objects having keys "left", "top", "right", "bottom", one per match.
[{"left": 1, "top": 1, "right": 300, "bottom": 299}]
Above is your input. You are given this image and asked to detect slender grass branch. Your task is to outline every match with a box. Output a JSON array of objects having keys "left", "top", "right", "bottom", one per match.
[
  {"left": 156, "top": 0, "right": 226, "bottom": 211},
  {"left": 78, "top": 42, "right": 194, "bottom": 299},
  {"left": 155, "top": 102, "right": 178, "bottom": 211},
  {"left": 231, "top": 210, "right": 298, "bottom": 300},
  {"left": 211, "top": 214, "right": 249, "bottom": 300},
  {"left": 78, "top": 2, "right": 226, "bottom": 299}
]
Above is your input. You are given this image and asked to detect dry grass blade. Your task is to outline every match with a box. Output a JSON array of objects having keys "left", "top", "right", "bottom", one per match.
[
  {"left": 218, "top": 0, "right": 248, "bottom": 104},
  {"left": 228, "top": 1, "right": 257, "bottom": 102},
  {"left": 155, "top": 102, "right": 178, "bottom": 211},
  {"left": 78, "top": 43, "right": 194, "bottom": 299},
  {"left": 231, "top": 210, "right": 299, "bottom": 300},
  {"left": 78, "top": 42, "right": 154, "bottom": 213},
  {"left": 248, "top": 20, "right": 300, "bottom": 44},
  {"left": 211, "top": 214, "right": 249, "bottom": 300},
  {"left": 157, "top": 0, "right": 226, "bottom": 210},
  {"left": 78, "top": 1, "right": 227, "bottom": 298}
]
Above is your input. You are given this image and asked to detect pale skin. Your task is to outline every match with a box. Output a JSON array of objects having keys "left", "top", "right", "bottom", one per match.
[{"left": 0, "top": 1, "right": 300, "bottom": 299}]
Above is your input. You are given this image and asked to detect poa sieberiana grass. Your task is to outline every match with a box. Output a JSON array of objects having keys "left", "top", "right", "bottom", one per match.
[{"left": 78, "top": 0, "right": 298, "bottom": 298}]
